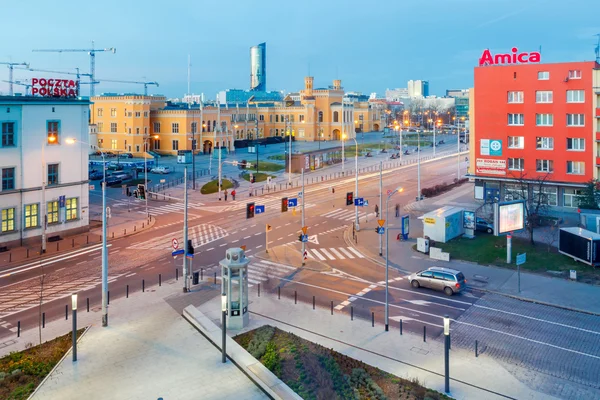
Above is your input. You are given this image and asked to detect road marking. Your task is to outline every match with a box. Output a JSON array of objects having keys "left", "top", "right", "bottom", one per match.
[
  {"left": 254, "top": 232, "right": 262, "bottom": 236},
  {"left": 125, "top": 273, "right": 136, "bottom": 277},
  {"left": 220, "top": 243, "right": 227, "bottom": 247},
  {"left": 256, "top": 245, "right": 263, "bottom": 249},
  {"left": 287, "top": 233, "right": 293, "bottom": 236},
  {"left": 329, "top": 248, "right": 345, "bottom": 259},
  {"left": 346, "top": 247, "right": 364, "bottom": 258},
  {"left": 232, "top": 240, "right": 239, "bottom": 243},
  {"left": 251, "top": 224, "right": 256, "bottom": 228},
  {"left": 268, "top": 241, "right": 274, "bottom": 244},
  {"left": 308, "top": 249, "right": 326, "bottom": 261},
  {"left": 338, "top": 248, "right": 355, "bottom": 259},
  {"left": 207, "top": 247, "right": 214, "bottom": 251},
  {"left": 285, "top": 223, "right": 291, "bottom": 226},
  {"left": 75, "top": 261, "right": 86, "bottom": 265},
  {"left": 241, "top": 228, "right": 247, "bottom": 231},
  {"left": 244, "top": 236, "right": 251, "bottom": 239},
  {"left": 277, "top": 237, "right": 283, "bottom": 240},
  {"left": 319, "top": 248, "right": 336, "bottom": 260},
  {"left": 55, "top": 267, "right": 66, "bottom": 272}
]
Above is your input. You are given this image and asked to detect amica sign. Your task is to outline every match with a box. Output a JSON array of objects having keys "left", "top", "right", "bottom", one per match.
[{"left": 479, "top": 47, "right": 541, "bottom": 66}]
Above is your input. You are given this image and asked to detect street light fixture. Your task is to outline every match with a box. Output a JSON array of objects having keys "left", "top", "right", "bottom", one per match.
[
  {"left": 71, "top": 293, "right": 78, "bottom": 362},
  {"left": 384, "top": 186, "right": 404, "bottom": 331},
  {"left": 444, "top": 315, "right": 450, "bottom": 393},
  {"left": 221, "top": 293, "right": 227, "bottom": 363}
]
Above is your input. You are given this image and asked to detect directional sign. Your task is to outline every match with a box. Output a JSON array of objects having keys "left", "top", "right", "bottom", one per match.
[
  {"left": 172, "top": 249, "right": 184, "bottom": 256},
  {"left": 364, "top": 199, "right": 369, "bottom": 206},
  {"left": 301, "top": 234, "right": 308, "bottom": 242},
  {"left": 298, "top": 191, "right": 303, "bottom": 198},
  {"left": 266, "top": 224, "right": 272, "bottom": 232},
  {"left": 376, "top": 227, "right": 385, "bottom": 234},
  {"left": 303, "top": 251, "right": 308, "bottom": 260},
  {"left": 288, "top": 198, "right": 298, "bottom": 207},
  {"left": 378, "top": 219, "right": 386, "bottom": 227},
  {"left": 255, "top": 205, "right": 265, "bottom": 214},
  {"left": 516, "top": 253, "right": 526, "bottom": 266},
  {"left": 59, "top": 195, "right": 66, "bottom": 208},
  {"left": 172, "top": 238, "right": 179, "bottom": 249},
  {"left": 301, "top": 226, "right": 308, "bottom": 234},
  {"left": 354, "top": 198, "right": 365, "bottom": 206},
  {"left": 186, "top": 253, "right": 194, "bottom": 259}
]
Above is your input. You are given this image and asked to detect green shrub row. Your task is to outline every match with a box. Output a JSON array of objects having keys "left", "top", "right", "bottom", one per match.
[
  {"left": 350, "top": 368, "right": 387, "bottom": 400},
  {"left": 246, "top": 325, "right": 275, "bottom": 359}
]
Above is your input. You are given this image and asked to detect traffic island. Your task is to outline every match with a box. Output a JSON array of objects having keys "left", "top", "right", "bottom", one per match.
[{"left": 200, "top": 179, "right": 234, "bottom": 194}]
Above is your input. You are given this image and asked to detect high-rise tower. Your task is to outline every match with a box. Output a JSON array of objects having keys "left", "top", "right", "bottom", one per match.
[{"left": 250, "top": 42, "right": 266, "bottom": 91}]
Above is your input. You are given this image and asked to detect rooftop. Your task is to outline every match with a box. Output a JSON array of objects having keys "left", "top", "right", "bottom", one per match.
[{"left": 0, "top": 95, "right": 90, "bottom": 104}]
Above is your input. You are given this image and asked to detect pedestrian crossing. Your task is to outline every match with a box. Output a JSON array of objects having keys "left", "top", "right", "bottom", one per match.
[
  {"left": 216, "top": 258, "right": 298, "bottom": 287},
  {"left": 321, "top": 208, "right": 374, "bottom": 221},
  {"left": 128, "top": 223, "right": 228, "bottom": 250},
  {"left": 139, "top": 202, "right": 206, "bottom": 216},
  {"left": 305, "top": 247, "right": 364, "bottom": 261}
]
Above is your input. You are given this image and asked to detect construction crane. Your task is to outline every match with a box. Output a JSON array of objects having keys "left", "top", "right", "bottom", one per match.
[
  {"left": 2, "top": 80, "right": 32, "bottom": 95},
  {"left": 15, "top": 66, "right": 93, "bottom": 80},
  {"left": 95, "top": 79, "right": 159, "bottom": 96},
  {"left": 595, "top": 33, "right": 600, "bottom": 64},
  {"left": 0, "top": 61, "right": 30, "bottom": 95},
  {"left": 32, "top": 41, "right": 116, "bottom": 96}
]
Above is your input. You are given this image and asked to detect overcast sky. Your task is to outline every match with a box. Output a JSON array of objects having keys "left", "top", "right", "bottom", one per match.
[{"left": 1, "top": 0, "right": 598, "bottom": 98}]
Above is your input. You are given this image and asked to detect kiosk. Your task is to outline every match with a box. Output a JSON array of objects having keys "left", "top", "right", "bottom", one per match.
[{"left": 220, "top": 248, "right": 250, "bottom": 330}]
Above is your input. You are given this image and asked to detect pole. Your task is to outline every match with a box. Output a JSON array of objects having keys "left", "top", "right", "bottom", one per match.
[
  {"left": 379, "top": 161, "right": 383, "bottom": 256},
  {"left": 301, "top": 168, "right": 306, "bottom": 266},
  {"left": 192, "top": 129, "right": 196, "bottom": 190},
  {"left": 222, "top": 309, "right": 227, "bottom": 363},
  {"left": 507, "top": 233, "right": 512, "bottom": 264},
  {"left": 417, "top": 131, "right": 421, "bottom": 201},
  {"left": 433, "top": 123, "right": 436, "bottom": 156},
  {"left": 385, "top": 194, "right": 389, "bottom": 331},
  {"left": 354, "top": 138, "right": 360, "bottom": 231},
  {"left": 445, "top": 331, "right": 450, "bottom": 393},
  {"left": 457, "top": 120, "right": 461, "bottom": 180},
  {"left": 144, "top": 139, "right": 149, "bottom": 218},
  {"left": 101, "top": 153, "right": 108, "bottom": 326},
  {"left": 183, "top": 167, "right": 189, "bottom": 292},
  {"left": 218, "top": 144, "right": 222, "bottom": 200},
  {"left": 518, "top": 262, "right": 521, "bottom": 293},
  {"left": 399, "top": 128, "right": 403, "bottom": 161},
  {"left": 266, "top": 225, "right": 269, "bottom": 254},
  {"left": 72, "top": 307, "right": 77, "bottom": 362},
  {"left": 41, "top": 142, "right": 47, "bottom": 253},
  {"left": 287, "top": 117, "right": 292, "bottom": 185},
  {"left": 256, "top": 140, "right": 259, "bottom": 174}
]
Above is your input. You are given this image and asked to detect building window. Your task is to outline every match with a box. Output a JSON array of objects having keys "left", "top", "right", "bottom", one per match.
[
  {"left": 1, "top": 207, "right": 15, "bottom": 232},
  {"left": 318, "top": 111, "right": 323, "bottom": 123},
  {"left": 191, "top": 122, "right": 197, "bottom": 134},
  {"left": 567, "top": 161, "right": 585, "bottom": 174},
  {"left": 135, "top": 112, "right": 141, "bottom": 118},
  {"left": 128, "top": 112, "right": 132, "bottom": 117},
  {"left": 153, "top": 140, "right": 160, "bottom": 150},
  {"left": 97, "top": 122, "right": 103, "bottom": 132},
  {"left": 507, "top": 91, "right": 523, "bottom": 103},
  {"left": 47, "top": 121, "right": 60, "bottom": 143},
  {"left": 564, "top": 188, "right": 583, "bottom": 207},
  {"left": 1, "top": 122, "right": 15, "bottom": 147},
  {"left": 568, "top": 70, "right": 582, "bottom": 79},
  {"left": 566, "top": 90, "right": 585, "bottom": 103},
  {"left": 290, "top": 115, "right": 295, "bottom": 123},
  {"left": 535, "top": 91, "right": 553, "bottom": 103},
  {"left": 536, "top": 137, "right": 553, "bottom": 150},
  {"left": 110, "top": 108, "right": 117, "bottom": 117},
  {"left": 507, "top": 136, "right": 524, "bottom": 149},
  {"left": 24, "top": 203, "right": 39, "bottom": 228},
  {"left": 2, "top": 167, "right": 15, "bottom": 190},
  {"left": 47, "top": 201, "right": 59, "bottom": 224},
  {"left": 508, "top": 158, "right": 524, "bottom": 171},
  {"left": 535, "top": 114, "right": 553, "bottom": 126},
  {"left": 567, "top": 114, "right": 585, "bottom": 127},
  {"left": 47, "top": 164, "right": 59, "bottom": 186},
  {"left": 135, "top": 128, "right": 139, "bottom": 135},
  {"left": 567, "top": 138, "right": 585, "bottom": 151},
  {"left": 144, "top": 111, "right": 148, "bottom": 117},
  {"left": 533, "top": 187, "right": 558, "bottom": 206},
  {"left": 153, "top": 122, "right": 160, "bottom": 133},
  {"left": 172, "top": 123, "right": 179, "bottom": 133},
  {"left": 536, "top": 159, "right": 553, "bottom": 173},
  {"left": 538, "top": 71, "right": 549, "bottom": 80},
  {"left": 97, "top": 108, "right": 103, "bottom": 117},
  {"left": 172, "top": 140, "right": 179, "bottom": 150},
  {"left": 111, "top": 139, "right": 117, "bottom": 150},
  {"left": 66, "top": 198, "right": 78, "bottom": 220},
  {"left": 504, "top": 184, "right": 526, "bottom": 201},
  {"left": 507, "top": 114, "right": 524, "bottom": 126},
  {"left": 299, "top": 115, "right": 305, "bottom": 122},
  {"left": 259, "top": 114, "right": 264, "bottom": 121},
  {"left": 110, "top": 122, "right": 117, "bottom": 133},
  {"left": 333, "top": 111, "right": 339, "bottom": 122}
]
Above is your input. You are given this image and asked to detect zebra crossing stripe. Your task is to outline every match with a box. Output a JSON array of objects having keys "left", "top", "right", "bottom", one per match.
[
  {"left": 338, "top": 248, "right": 355, "bottom": 258},
  {"left": 309, "top": 249, "right": 327, "bottom": 261},
  {"left": 319, "top": 248, "right": 336, "bottom": 260},
  {"left": 347, "top": 247, "right": 364, "bottom": 258},
  {"left": 329, "top": 248, "right": 345, "bottom": 259},
  {"left": 257, "top": 260, "right": 297, "bottom": 271},
  {"left": 322, "top": 209, "right": 347, "bottom": 217}
]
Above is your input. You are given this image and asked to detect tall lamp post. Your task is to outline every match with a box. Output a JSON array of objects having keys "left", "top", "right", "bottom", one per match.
[
  {"left": 221, "top": 293, "right": 227, "bottom": 363},
  {"left": 71, "top": 293, "right": 78, "bottom": 362},
  {"left": 457, "top": 116, "right": 465, "bottom": 180},
  {"left": 66, "top": 138, "right": 109, "bottom": 327},
  {"left": 41, "top": 134, "right": 57, "bottom": 253},
  {"left": 385, "top": 186, "right": 404, "bottom": 331},
  {"left": 444, "top": 315, "right": 451, "bottom": 393},
  {"left": 343, "top": 134, "right": 359, "bottom": 231},
  {"left": 286, "top": 116, "right": 292, "bottom": 185},
  {"left": 144, "top": 134, "right": 159, "bottom": 217},
  {"left": 417, "top": 129, "right": 422, "bottom": 201}
]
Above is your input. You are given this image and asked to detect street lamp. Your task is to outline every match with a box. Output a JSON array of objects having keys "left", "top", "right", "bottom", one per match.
[
  {"left": 444, "top": 315, "right": 450, "bottom": 393},
  {"left": 144, "top": 134, "right": 159, "bottom": 216},
  {"left": 71, "top": 293, "right": 78, "bottom": 362},
  {"left": 41, "top": 134, "right": 57, "bottom": 254},
  {"left": 343, "top": 133, "right": 359, "bottom": 231},
  {"left": 66, "top": 138, "right": 109, "bottom": 327},
  {"left": 384, "top": 186, "right": 404, "bottom": 331},
  {"left": 221, "top": 293, "right": 227, "bottom": 363},
  {"left": 286, "top": 116, "right": 292, "bottom": 185}
]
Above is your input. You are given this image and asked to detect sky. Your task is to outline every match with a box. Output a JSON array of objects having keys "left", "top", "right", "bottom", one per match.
[{"left": 1, "top": 0, "right": 598, "bottom": 99}]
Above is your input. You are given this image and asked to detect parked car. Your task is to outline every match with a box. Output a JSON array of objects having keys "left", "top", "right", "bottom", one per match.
[
  {"left": 102, "top": 176, "right": 122, "bottom": 186},
  {"left": 89, "top": 171, "right": 104, "bottom": 180},
  {"left": 105, "top": 151, "right": 117, "bottom": 158},
  {"left": 135, "top": 165, "right": 152, "bottom": 172},
  {"left": 150, "top": 166, "right": 172, "bottom": 174},
  {"left": 107, "top": 163, "right": 124, "bottom": 171},
  {"left": 113, "top": 173, "right": 132, "bottom": 182},
  {"left": 476, "top": 218, "right": 494, "bottom": 234},
  {"left": 119, "top": 152, "right": 134, "bottom": 158},
  {"left": 408, "top": 267, "right": 466, "bottom": 296}
]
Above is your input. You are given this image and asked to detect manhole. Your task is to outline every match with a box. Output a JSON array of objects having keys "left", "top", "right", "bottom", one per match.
[{"left": 410, "top": 347, "right": 429, "bottom": 355}]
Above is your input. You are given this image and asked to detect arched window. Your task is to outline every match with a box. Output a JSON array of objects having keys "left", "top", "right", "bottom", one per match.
[
  {"left": 333, "top": 111, "right": 339, "bottom": 123},
  {"left": 275, "top": 128, "right": 279, "bottom": 136},
  {"left": 276, "top": 115, "right": 279, "bottom": 122},
  {"left": 202, "top": 120, "right": 206, "bottom": 132},
  {"left": 318, "top": 111, "right": 323, "bottom": 123}
]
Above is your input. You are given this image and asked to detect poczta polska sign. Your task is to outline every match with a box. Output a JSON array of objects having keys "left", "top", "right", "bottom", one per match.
[
  {"left": 32, "top": 78, "right": 80, "bottom": 98},
  {"left": 479, "top": 47, "right": 541, "bottom": 66}
]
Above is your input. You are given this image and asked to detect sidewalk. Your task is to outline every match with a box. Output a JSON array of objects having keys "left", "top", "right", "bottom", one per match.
[
  {"left": 197, "top": 290, "right": 558, "bottom": 400},
  {"left": 350, "top": 201, "right": 600, "bottom": 316},
  {"left": 2, "top": 278, "right": 266, "bottom": 400}
]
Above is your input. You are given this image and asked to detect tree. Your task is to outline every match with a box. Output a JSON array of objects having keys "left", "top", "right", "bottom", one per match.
[{"left": 577, "top": 179, "right": 600, "bottom": 210}]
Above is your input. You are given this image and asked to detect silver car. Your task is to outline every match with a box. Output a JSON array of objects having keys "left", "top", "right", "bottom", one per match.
[{"left": 408, "top": 267, "right": 466, "bottom": 296}]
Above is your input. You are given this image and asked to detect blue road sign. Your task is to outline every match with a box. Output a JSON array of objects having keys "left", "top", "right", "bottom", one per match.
[
  {"left": 354, "top": 197, "right": 365, "bottom": 206},
  {"left": 172, "top": 249, "right": 184, "bottom": 256},
  {"left": 288, "top": 198, "right": 298, "bottom": 207},
  {"left": 59, "top": 195, "right": 66, "bottom": 208},
  {"left": 376, "top": 227, "right": 385, "bottom": 234},
  {"left": 186, "top": 253, "right": 195, "bottom": 259},
  {"left": 364, "top": 199, "right": 369, "bottom": 206},
  {"left": 301, "top": 234, "right": 308, "bottom": 242},
  {"left": 255, "top": 205, "right": 265, "bottom": 214}
]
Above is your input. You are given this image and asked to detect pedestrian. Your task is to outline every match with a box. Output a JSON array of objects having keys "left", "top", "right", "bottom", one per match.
[
  {"left": 375, "top": 204, "right": 379, "bottom": 218},
  {"left": 397, "top": 233, "right": 401, "bottom": 241},
  {"left": 231, "top": 189, "right": 236, "bottom": 201},
  {"left": 224, "top": 189, "right": 228, "bottom": 201},
  {"left": 395, "top": 203, "right": 400, "bottom": 218}
]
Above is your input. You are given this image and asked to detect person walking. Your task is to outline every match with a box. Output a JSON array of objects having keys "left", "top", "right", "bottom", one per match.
[
  {"left": 395, "top": 203, "right": 400, "bottom": 218},
  {"left": 224, "top": 189, "right": 228, "bottom": 201},
  {"left": 375, "top": 204, "right": 379, "bottom": 218},
  {"left": 231, "top": 189, "right": 236, "bottom": 201}
]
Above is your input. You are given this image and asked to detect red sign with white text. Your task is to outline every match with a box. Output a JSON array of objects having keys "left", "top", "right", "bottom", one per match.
[
  {"left": 479, "top": 47, "right": 541, "bottom": 67},
  {"left": 31, "top": 78, "right": 80, "bottom": 98}
]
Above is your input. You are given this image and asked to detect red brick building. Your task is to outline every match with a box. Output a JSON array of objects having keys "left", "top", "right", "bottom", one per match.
[{"left": 469, "top": 57, "right": 600, "bottom": 209}]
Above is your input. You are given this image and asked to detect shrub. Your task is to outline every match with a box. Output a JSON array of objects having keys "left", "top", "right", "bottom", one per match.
[
  {"left": 246, "top": 325, "right": 275, "bottom": 359},
  {"left": 318, "top": 354, "right": 355, "bottom": 399},
  {"left": 262, "top": 342, "right": 281, "bottom": 375},
  {"left": 350, "top": 368, "right": 387, "bottom": 400}
]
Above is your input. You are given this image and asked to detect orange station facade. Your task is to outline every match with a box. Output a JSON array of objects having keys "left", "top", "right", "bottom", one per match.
[{"left": 469, "top": 49, "right": 600, "bottom": 209}]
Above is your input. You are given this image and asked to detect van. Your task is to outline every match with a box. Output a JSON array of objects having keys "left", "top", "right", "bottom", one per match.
[{"left": 408, "top": 267, "right": 466, "bottom": 296}]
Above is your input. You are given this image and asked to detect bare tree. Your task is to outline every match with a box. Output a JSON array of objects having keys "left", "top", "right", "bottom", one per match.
[{"left": 507, "top": 171, "right": 551, "bottom": 246}]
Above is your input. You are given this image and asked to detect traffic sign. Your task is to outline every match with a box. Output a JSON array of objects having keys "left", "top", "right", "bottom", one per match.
[
  {"left": 172, "top": 238, "right": 179, "bottom": 249},
  {"left": 301, "top": 226, "right": 308, "bottom": 234},
  {"left": 301, "top": 234, "right": 308, "bottom": 242},
  {"left": 59, "top": 195, "right": 66, "bottom": 208},
  {"left": 298, "top": 191, "right": 303, "bottom": 198},
  {"left": 186, "top": 253, "right": 194, "bottom": 259},
  {"left": 354, "top": 198, "right": 365, "bottom": 206},
  {"left": 89, "top": 184, "right": 95, "bottom": 190},
  {"left": 241, "top": 245, "right": 247, "bottom": 251},
  {"left": 516, "top": 253, "right": 526, "bottom": 265},
  {"left": 387, "top": 190, "right": 392, "bottom": 196},
  {"left": 288, "top": 198, "right": 298, "bottom": 207},
  {"left": 172, "top": 249, "right": 184, "bottom": 256},
  {"left": 376, "top": 227, "right": 385, "bottom": 234},
  {"left": 377, "top": 220, "right": 386, "bottom": 227},
  {"left": 255, "top": 205, "right": 265, "bottom": 214},
  {"left": 266, "top": 224, "right": 272, "bottom": 232},
  {"left": 364, "top": 200, "right": 369, "bottom": 206},
  {"left": 303, "top": 250, "right": 308, "bottom": 261}
]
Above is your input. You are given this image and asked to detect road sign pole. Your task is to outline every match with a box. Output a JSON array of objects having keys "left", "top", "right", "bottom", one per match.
[
  {"left": 379, "top": 161, "right": 383, "bottom": 256},
  {"left": 183, "top": 167, "right": 189, "bottom": 292},
  {"left": 266, "top": 225, "right": 269, "bottom": 254},
  {"left": 301, "top": 168, "right": 305, "bottom": 266},
  {"left": 507, "top": 233, "right": 512, "bottom": 264},
  {"left": 385, "top": 193, "right": 389, "bottom": 331}
]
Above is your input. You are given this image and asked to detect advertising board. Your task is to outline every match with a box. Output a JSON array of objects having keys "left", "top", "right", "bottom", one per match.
[
  {"left": 476, "top": 158, "right": 506, "bottom": 175},
  {"left": 463, "top": 210, "right": 475, "bottom": 229},
  {"left": 498, "top": 201, "right": 525, "bottom": 234}
]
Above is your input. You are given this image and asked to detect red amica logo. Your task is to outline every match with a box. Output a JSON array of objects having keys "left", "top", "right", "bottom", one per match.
[{"left": 479, "top": 47, "right": 541, "bottom": 66}]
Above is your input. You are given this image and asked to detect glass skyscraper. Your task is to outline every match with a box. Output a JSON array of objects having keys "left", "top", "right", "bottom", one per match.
[{"left": 250, "top": 42, "right": 266, "bottom": 91}]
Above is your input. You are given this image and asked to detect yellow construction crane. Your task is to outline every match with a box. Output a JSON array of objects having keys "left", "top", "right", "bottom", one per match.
[
  {"left": 32, "top": 41, "right": 116, "bottom": 96},
  {"left": 95, "top": 79, "right": 159, "bottom": 96},
  {"left": 0, "top": 61, "right": 29, "bottom": 95}
]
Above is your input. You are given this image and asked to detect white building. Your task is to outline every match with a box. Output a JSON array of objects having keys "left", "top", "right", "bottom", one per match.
[
  {"left": 407, "top": 80, "right": 430, "bottom": 98},
  {"left": 385, "top": 88, "right": 409, "bottom": 101},
  {"left": 0, "top": 96, "right": 90, "bottom": 249}
]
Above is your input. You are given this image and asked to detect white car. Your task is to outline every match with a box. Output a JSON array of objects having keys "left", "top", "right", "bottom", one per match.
[{"left": 150, "top": 166, "right": 172, "bottom": 174}]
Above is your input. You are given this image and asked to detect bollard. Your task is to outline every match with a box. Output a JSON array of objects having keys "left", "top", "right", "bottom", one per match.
[
  {"left": 66, "top": 304, "right": 68, "bottom": 320},
  {"left": 331, "top": 301, "right": 333, "bottom": 315},
  {"left": 126, "top": 285, "right": 129, "bottom": 298},
  {"left": 278, "top": 286, "right": 280, "bottom": 299},
  {"left": 159, "top": 273, "right": 162, "bottom": 286},
  {"left": 57, "top": 242, "right": 59, "bottom": 251},
  {"left": 475, "top": 340, "right": 478, "bottom": 357},
  {"left": 400, "top": 319, "right": 403, "bottom": 335},
  {"left": 214, "top": 272, "right": 217, "bottom": 284},
  {"left": 142, "top": 223, "right": 145, "bottom": 228},
  {"left": 313, "top": 296, "right": 315, "bottom": 310},
  {"left": 143, "top": 279, "right": 145, "bottom": 292},
  {"left": 134, "top": 225, "right": 136, "bottom": 232},
  {"left": 124, "top": 229, "right": 126, "bottom": 235},
  {"left": 423, "top": 326, "right": 426, "bottom": 342},
  {"left": 108, "top": 291, "right": 110, "bottom": 305},
  {"left": 176, "top": 268, "right": 179, "bottom": 280},
  {"left": 258, "top": 283, "right": 261, "bottom": 297},
  {"left": 294, "top": 290, "right": 297, "bottom": 304},
  {"left": 42, "top": 313, "right": 45, "bottom": 328},
  {"left": 351, "top": 306, "right": 354, "bottom": 320},
  {"left": 201, "top": 268, "right": 204, "bottom": 281},
  {"left": 87, "top": 235, "right": 89, "bottom": 244},
  {"left": 112, "top": 232, "right": 114, "bottom": 239},
  {"left": 87, "top": 298, "right": 89, "bottom": 312},
  {"left": 27, "top": 249, "right": 29, "bottom": 258},
  {"left": 17, "top": 321, "right": 20, "bottom": 337},
  {"left": 372, "top": 312, "right": 374, "bottom": 327},
  {"left": 72, "top": 238, "right": 75, "bottom": 247}
]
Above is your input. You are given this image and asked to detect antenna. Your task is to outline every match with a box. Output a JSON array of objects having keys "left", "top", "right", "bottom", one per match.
[
  {"left": 187, "top": 54, "right": 191, "bottom": 99},
  {"left": 595, "top": 34, "right": 600, "bottom": 64}
]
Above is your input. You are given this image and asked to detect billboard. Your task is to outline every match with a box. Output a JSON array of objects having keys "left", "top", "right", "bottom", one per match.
[
  {"left": 498, "top": 201, "right": 525, "bottom": 234},
  {"left": 463, "top": 210, "right": 475, "bottom": 229},
  {"left": 476, "top": 158, "right": 506, "bottom": 175},
  {"left": 480, "top": 139, "right": 502, "bottom": 156}
]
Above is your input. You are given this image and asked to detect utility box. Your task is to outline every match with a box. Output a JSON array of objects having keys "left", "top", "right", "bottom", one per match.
[
  {"left": 420, "top": 206, "right": 464, "bottom": 243},
  {"left": 417, "top": 237, "right": 430, "bottom": 253},
  {"left": 559, "top": 227, "right": 600, "bottom": 267}
]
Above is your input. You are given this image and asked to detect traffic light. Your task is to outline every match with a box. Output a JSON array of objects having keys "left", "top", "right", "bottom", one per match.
[
  {"left": 281, "top": 197, "right": 288, "bottom": 212},
  {"left": 187, "top": 239, "right": 194, "bottom": 255},
  {"left": 133, "top": 190, "right": 138, "bottom": 198},
  {"left": 246, "top": 202, "right": 255, "bottom": 219},
  {"left": 137, "top": 184, "right": 146, "bottom": 200},
  {"left": 346, "top": 192, "right": 353, "bottom": 206},
  {"left": 298, "top": 234, "right": 303, "bottom": 242}
]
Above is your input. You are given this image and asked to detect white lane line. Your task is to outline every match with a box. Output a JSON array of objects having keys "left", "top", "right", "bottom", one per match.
[
  {"left": 125, "top": 273, "right": 137, "bottom": 277},
  {"left": 75, "top": 261, "right": 86, "bottom": 265},
  {"left": 241, "top": 228, "right": 247, "bottom": 231},
  {"left": 254, "top": 233, "right": 262, "bottom": 236},
  {"left": 244, "top": 236, "right": 251, "bottom": 239},
  {"left": 319, "top": 248, "right": 336, "bottom": 260},
  {"left": 310, "top": 249, "right": 327, "bottom": 261},
  {"left": 220, "top": 243, "right": 227, "bottom": 247},
  {"left": 285, "top": 223, "right": 291, "bottom": 226},
  {"left": 338, "top": 248, "right": 355, "bottom": 259},
  {"left": 287, "top": 233, "right": 293, "bottom": 236},
  {"left": 232, "top": 240, "right": 239, "bottom": 243},
  {"left": 277, "top": 237, "right": 283, "bottom": 240},
  {"left": 251, "top": 225, "right": 257, "bottom": 228},
  {"left": 255, "top": 245, "right": 263, "bottom": 249},
  {"left": 207, "top": 248, "right": 214, "bottom": 251},
  {"left": 268, "top": 241, "right": 274, "bottom": 244}
]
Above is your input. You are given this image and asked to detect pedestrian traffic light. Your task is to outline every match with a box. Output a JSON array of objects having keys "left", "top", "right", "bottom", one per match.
[
  {"left": 246, "top": 202, "right": 255, "bottom": 219},
  {"left": 281, "top": 197, "right": 288, "bottom": 212},
  {"left": 298, "top": 234, "right": 303, "bottom": 242},
  {"left": 187, "top": 239, "right": 194, "bottom": 255},
  {"left": 137, "top": 184, "right": 146, "bottom": 200},
  {"left": 346, "top": 192, "right": 353, "bottom": 206}
]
